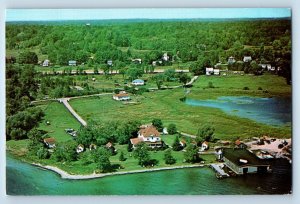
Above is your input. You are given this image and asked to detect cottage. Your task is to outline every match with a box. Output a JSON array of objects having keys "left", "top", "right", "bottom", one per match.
[
  {"left": 228, "top": 56, "right": 236, "bottom": 64},
  {"left": 206, "top": 68, "right": 214, "bottom": 75},
  {"left": 113, "top": 92, "right": 131, "bottom": 101},
  {"left": 42, "top": 59, "right": 50, "bottom": 67},
  {"left": 130, "top": 125, "right": 162, "bottom": 148},
  {"left": 243, "top": 56, "right": 252, "bottom": 62},
  {"left": 69, "top": 60, "right": 77, "bottom": 66},
  {"left": 180, "top": 139, "right": 186, "bottom": 147},
  {"left": 76, "top": 144, "right": 84, "bottom": 153},
  {"left": 105, "top": 142, "right": 116, "bottom": 154},
  {"left": 162, "top": 52, "right": 169, "bottom": 61},
  {"left": 132, "top": 79, "right": 145, "bottom": 86},
  {"left": 201, "top": 141, "right": 209, "bottom": 151},
  {"left": 89, "top": 143, "right": 97, "bottom": 150},
  {"left": 107, "top": 60, "right": 113, "bottom": 66},
  {"left": 235, "top": 139, "right": 247, "bottom": 149},
  {"left": 223, "top": 148, "right": 271, "bottom": 175},
  {"left": 44, "top": 138, "right": 56, "bottom": 148},
  {"left": 132, "top": 58, "right": 142, "bottom": 64},
  {"left": 213, "top": 69, "right": 220, "bottom": 75}
]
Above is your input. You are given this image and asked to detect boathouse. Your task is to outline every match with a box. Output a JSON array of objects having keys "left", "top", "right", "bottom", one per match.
[{"left": 223, "top": 148, "right": 270, "bottom": 175}]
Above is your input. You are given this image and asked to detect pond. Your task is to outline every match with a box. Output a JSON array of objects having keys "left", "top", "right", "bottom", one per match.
[{"left": 185, "top": 96, "right": 292, "bottom": 126}]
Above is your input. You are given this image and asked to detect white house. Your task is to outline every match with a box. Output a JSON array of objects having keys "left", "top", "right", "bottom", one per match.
[
  {"left": 69, "top": 60, "right": 77, "bottom": 66},
  {"left": 228, "top": 56, "right": 236, "bottom": 64},
  {"left": 206, "top": 67, "right": 214, "bottom": 75},
  {"left": 44, "top": 138, "right": 56, "bottom": 148},
  {"left": 113, "top": 92, "right": 131, "bottom": 101},
  {"left": 42, "top": 59, "right": 49, "bottom": 67},
  {"left": 132, "top": 79, "right": 145, "bottom": 86},
  {"left": 201, "top": 141, "right": 209, "bottom": 151},
  {"left": 130, "top": 125, "right": 162, "bottom": 148},
  {"left": 162, "top": 52, "right": 170, "bottom": 61},
  {"left": 76, "top": 144, "right": 84, "bottom": 153},
  {"left": 243, "top": 56, "right": 252, "bottom": 62},
  {"left": 107, "top": 60, "right": 113, "bottom": 66},
  {"left": 213, "top": 69, "right": 220, "bottom": 75},
  {"left": 163, "top": 127, "right": 168, "bottom": 135},
  {"left": 132, "top": 58, "right": 142, "bottom": 64}
]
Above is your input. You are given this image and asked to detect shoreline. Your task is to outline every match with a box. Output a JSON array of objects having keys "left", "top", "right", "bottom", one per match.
[{"left": 31, "top": 162, "right": 206, "bottom": 180}]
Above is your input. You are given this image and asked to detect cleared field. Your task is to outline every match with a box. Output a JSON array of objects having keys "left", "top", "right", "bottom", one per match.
[
  {"left": 37, "top": 102, "right": 81, "bottom": 142},
  {"left": 70, "top": 77, "right": 291, "bottom": 140}
]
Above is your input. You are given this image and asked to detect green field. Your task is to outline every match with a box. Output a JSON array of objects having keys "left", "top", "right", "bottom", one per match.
[{"left": 69, "top": 75, "right": 291, "bottom": 140}]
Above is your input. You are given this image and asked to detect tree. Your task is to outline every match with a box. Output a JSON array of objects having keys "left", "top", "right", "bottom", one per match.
[
  {"left": 152, "top": 74, "right": 164, "bottom": 89},
  {"left": 18, "top": 51, "right": 38, "bottom": 64},
  {"left": 126, "top": 67, "right": 143, "bottom": 81},
  {"left": 178, "top": 73, "right": 191, "bottom": 86},
  {"left": 133, "top": 142, "right": 151, "bottom": 166},
  {"left": 184, "top": 144, "right": 200, "bottom": 163},
  {"left": 167, "top": 123, "right": 177, "bottom": 135},
  {"left": 196, "top": 125, "right": 215, "bottom": 145},
  {"left": 95, "top": 148, "right": 112, "bottom": 172},
  {"left": 119, "top": 151, "right": 126, "bottom": 161},
  {"left": 172, "top": 135, "right": 183, "bottom": 151},
  {"left": 152, "top": 118, "right": 163, "bottom": 132},
  {"left": 164, "top": 149, "right": 176, "bottom": 165},
  {"left": 36, "top": 147, "right": 50, "bottom": 159},
  {"left": 250, "top": 61, "right": 260, "bottom": 75}
]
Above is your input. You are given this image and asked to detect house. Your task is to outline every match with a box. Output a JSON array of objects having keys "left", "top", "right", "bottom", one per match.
[
  {"left": 180, "top": 139, "right": 186, "bottom": 147},
  {"left": 105, "top": 142, "right": 116, "bottom": 154},
  {"left": 132, "top": 79, "right": 145, "bottom": 86},
  {"left": 163, "top": 127, "right": 168, "bottom": 135},
  {"left": 113, "top": 92, "right": 131, "bottom": 101},
  {"left": 235, "top": 139, "right": 247, "bottom": 149},
  {"left": 107, "top": 60, "right": 113, "bottom": 66},
  {"left": 42, "top": 59, "right": 50, "bottom": 67},
  {"left": 132, "top": 58, "right": 142, "bottom": 64},
  {"left": 266, "top": 64, "right": 272, "bottom": 71},
  {"left": 76, "top": 144, "right": 84, "bottom": 153},
  {"left": 89, "top": 143, "right": 97, "bottom": 150},
  {"left": 201, "top": 141, "right": 209, "bottom": 151},
  {"left": 130, "top": 125, "right": 162, "bottom": 149},
  {"left": 162, "top": 53, "right": 169, "bottom": 61},
  {"left": 69, "top": 60, "right": 77, "bottom": 66},
  {"left": 213, "top": 69, "right": 220, "bottom": 75},
  {"left": 228, "top": 56, "right": 236, "bottom": 64},
  {"left": 222, "top": 148, "right": 271, "bottom": 175},
  {"left": 206, "top": 68, "right": 214, "bottom": 75},
  {"left": 243, "top": 56, "right": 252, "bottom": 63},
  {"left": 259, "top": 64, "right": 267, "bottom": 69},
  {"left": 44, "top": 138, "right": 56, "bottom": 148}
]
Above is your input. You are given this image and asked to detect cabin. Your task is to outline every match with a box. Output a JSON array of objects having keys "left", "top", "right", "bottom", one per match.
[
  {"left": 162, "top": 52, "right": 170, "bottom": 61},
  {"left": 44, "top": 138, "right": 56, "bottom": 148},
  {"left": 132, "top": 58, "right": 142, "bottom": 64},
  {"left": 206, "top": 68, "right": 214, "bottom": 75},
  {"left": 130, "top": 125, "right": 162, "bottom": 149},
  {"left": 222, "top": 148, "right": 271, "bottom": 175},
  {"left": 180, "top": 139, "right": 186, "bottom": 147},
  {"left": 213, "top": 69, "right": 220, "bottom": 75},
  {"left": 76, "top": 144, "right": 84, "bottom": 153},
  {"left": 235, "top": 139, "right": 247, "bottom": 149},
  {"left": 107, "top": 60, "right": 113, "bottom": 66},
  {"left": 105, "top": 142, "right": 116, "bottom": 155},
  {"left": 228, "top": 56, "right": 236, "bottom": 64},
  {"left": 243, "top": 56, "right": 252, "bottom": 63},
  {"left": 89, "top": 143, "right": 97, "bottom": 150},
  {"left": 113, "top": 92, "right": 131, "bottom": 101},
  {"left": 42, "top": 59, "right": 50, "bottom": 67},
  {"left": 201, "top": 141, "right": 209, "bottom": 151},
  {"left": 69, "top": 60, "right": 77, "bottom": 66},
  {"left": 132, "top": 79, "right": 145, "bottom": 86}
]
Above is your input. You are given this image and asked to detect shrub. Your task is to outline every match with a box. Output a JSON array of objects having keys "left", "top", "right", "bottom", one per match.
[
  {"left": 208, "top": 81, "right": 215, "bottom": 88},
  {"left": 258, "top": 87, "right": 263, "bottom": 90},
  {"left": 168, "top": 123, "right": 177, "bottom": 135},
  {"left": 243, "top": 86, "right": 250, "bottom": 90}
]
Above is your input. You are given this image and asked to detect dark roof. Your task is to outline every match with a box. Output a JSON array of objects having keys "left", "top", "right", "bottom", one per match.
[{"left": 223, "top": 148, "right": 269, "bottom": 167}]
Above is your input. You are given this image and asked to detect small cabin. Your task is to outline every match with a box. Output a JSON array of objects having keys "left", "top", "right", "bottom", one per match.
[
  {"left": 42, "top": 59, "right": 50, "bottom": 67},
  {"left": 43, "top": 138, "right": 56, "bottom": 148},
  {"left": 69, "top": 60, "right": 77, "bottom": 66},
  {"left": 206, "top": 68, "right": 214, "bottom": 75},
  {"left": 243, "top": 56, "right": 252, "bottom": 63},
  {"left": 132, "top": 79, "right": 145, "bottom": 86}
]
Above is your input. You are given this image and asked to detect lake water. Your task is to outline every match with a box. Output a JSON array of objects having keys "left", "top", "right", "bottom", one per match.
[
  {"left": 6, "top": 155, "right": 291, "bottom": 195},
  {"left": 185, "top": 96, "right": 291, "bottom": 126}
]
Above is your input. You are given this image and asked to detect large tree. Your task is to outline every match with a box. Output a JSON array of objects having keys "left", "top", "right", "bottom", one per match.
[
  {"left": 184, "top": 144, "right": 200, "bottom": 163},
  {"left": 133, "top": 142, "right": 151, "bottom": 166},
  {"left": 18, "top": 51, "right": 38, "bottom": 64}
]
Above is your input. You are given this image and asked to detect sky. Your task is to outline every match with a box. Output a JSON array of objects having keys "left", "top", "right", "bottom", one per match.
[{"left": 6, "top": 8, "right": 291, "bottom": 21}]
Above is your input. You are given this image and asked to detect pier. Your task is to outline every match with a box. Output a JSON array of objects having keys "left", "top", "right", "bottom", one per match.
[{"left": 210, "top": 163, "right": 229, "bottom": 179}]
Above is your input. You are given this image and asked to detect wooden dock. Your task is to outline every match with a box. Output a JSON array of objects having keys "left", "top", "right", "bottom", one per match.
[{"left": 210, "top": 164, "right": 229, "bottom": 179}]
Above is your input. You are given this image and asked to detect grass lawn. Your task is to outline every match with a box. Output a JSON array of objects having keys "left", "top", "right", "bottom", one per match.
[
  {"left": 70, "top": 85, "right": 291, "bottom": 140},
  {"left": 36, "top": 101, "right": 81, "bottom": 142},
  {"left": 189, "top": 74, "right": 291, "bottom": 99}
]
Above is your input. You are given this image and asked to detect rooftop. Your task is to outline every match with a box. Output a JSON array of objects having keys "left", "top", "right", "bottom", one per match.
[
  {"left": 223, "top": 148, "right": 269, "bottom": 167},
  {"left": 139, "top": 125, "right": 160, "bottom": 137}
]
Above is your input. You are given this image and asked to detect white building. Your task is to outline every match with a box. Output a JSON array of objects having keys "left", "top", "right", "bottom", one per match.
[{"left": 130, "top": 125, "right": 162, "bottom": 149}]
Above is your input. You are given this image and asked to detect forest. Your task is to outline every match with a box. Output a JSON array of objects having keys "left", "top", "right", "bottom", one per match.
[{"left": 6, "top": 19, "right": 291, "bottom": 77}]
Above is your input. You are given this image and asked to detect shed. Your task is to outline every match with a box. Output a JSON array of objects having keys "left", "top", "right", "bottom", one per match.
[
  {"left": 69, "top": 60, "right": 77, "bottom": 66},
  {"left": 243, "top": 56, "right": 252, "bottom": 63},
  {"left": 132, "top": 79, "right": 145, "bottom": 86},
  {"left": 206, "top": 68, "right": 214, "bottom": 75}
]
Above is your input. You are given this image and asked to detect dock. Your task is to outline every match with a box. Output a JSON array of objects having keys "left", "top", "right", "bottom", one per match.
[{"left": 210, "top": 164, "right": 229, "bottom": 179}]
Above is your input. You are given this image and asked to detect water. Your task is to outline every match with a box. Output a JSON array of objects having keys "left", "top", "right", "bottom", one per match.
[
  {"left": 185, "top": 96, "right": 291, "bottom": 126},
  {"left": 6, "top": 155, "right": 291, "bottom": 195}
]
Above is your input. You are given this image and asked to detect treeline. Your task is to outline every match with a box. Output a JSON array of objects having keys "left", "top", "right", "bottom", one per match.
[
  {"left": 6, "top": 64, "right": 44, "bottom": 140},
  {"left": 6, "top": 19, "right": 291, "bottom": 65}
]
